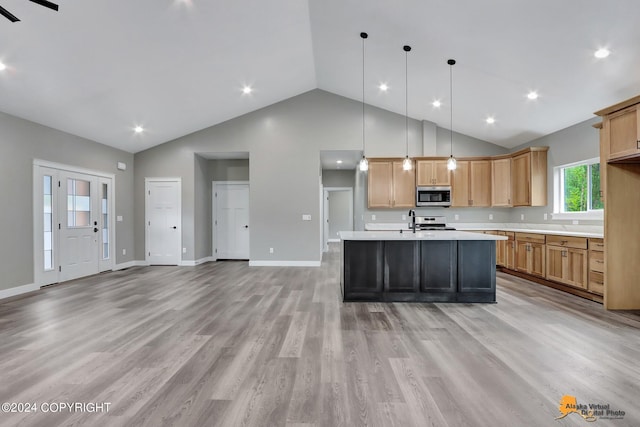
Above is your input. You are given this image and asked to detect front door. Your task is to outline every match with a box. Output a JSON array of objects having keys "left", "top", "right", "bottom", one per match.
[
  {"left": 34, "top": 164, "right": 113, "bottom": 286},
  {"left": 215, "top": 183, "right": 250, "bottom": 260},
  {"left": 146, "top": 179, "right": 182, "bottom": 265}
]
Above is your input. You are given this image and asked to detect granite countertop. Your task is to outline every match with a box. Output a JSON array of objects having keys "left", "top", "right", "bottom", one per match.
[{"left": 340, "top": 230, "right": 507, "bottom": 241}]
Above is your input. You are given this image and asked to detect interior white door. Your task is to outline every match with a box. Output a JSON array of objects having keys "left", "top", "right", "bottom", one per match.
[
  {"left": 146, "top": 180, "right": 181, "bottom": 265},
  {"left": 216, "top": 183, "right": 250, "bottom": 259},
  {"left": 59, "top": 171, "right": 101, "bottom": 282}
]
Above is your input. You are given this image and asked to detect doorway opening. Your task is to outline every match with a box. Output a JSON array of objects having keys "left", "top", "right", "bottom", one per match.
[{"left": 323, "top": 187, "right": 354, "bottom": 252}]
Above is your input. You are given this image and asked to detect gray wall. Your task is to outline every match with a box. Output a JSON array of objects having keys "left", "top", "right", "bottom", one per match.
[
  {"left": 209, "top": 159, "right": 250, "bottom": 182},
  {"left": 134, "top": 89, "right": 430, "bottom": 263},
  {"left": 194, "top": 155, "right": 210, "bottom": 260},
  {"left": 328, "top": 190, "right": 352, "bottom": 238},
  {"left": 508, "top": 117, "right": 602, "bottom": 225},
  {"left": 0, "top": 112, "right": 135, "bottom": 292},
  {"left": 322, "top": 169, "right": 355, "bottom": 188}
]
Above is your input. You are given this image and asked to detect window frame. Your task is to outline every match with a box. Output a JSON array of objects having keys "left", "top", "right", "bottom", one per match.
[{"left": 552, "top": 157, "right": 603, "bottom": 220}]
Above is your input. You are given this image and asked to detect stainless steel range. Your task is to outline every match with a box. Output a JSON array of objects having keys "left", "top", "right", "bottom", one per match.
[{"left": 408, "top": 213, "right": 455, "bottom": 232}]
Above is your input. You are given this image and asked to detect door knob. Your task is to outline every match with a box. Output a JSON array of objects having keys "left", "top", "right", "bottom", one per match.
[
  {"left": 172, "top": 226, "right": 177, "bottom": 229},
  {"left": 93, "top": 228, "right": 98, "bottom": 233},
  {"left": 244, "top": 225, "right": 249, "bottom": 228}
]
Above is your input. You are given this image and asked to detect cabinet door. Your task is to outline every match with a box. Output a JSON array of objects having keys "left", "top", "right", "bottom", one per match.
[
  {"left": 368, "top": 162, "right": 393, "bottom": 208},
  {"left": 546, "top": 245, "right": 565, "bottom": 282},
  {"left": 607, "top": 105, "right": 640, "bottom": 161},
  {"left": 512, "top": 152, "right": 531, "bottom": 206},
  {"left": 433, "top": 161, "right": 451, "bottom": 185},
  {"left": 416, "top": 161, "right": 435, "bottom": 186},
  {"left": 515, "top": 241, "right": 529, "bottom": 272},
  {"left": 392, "top": 161, "right": 415, "bottom": 208},
  {"left": 505, "top": 240, "right": 515, "bottom": 270},
  {"left": 496, "top": 239, "right": 505, "bottom": 267},
  {"left": 469, "top": 160, "right": 491, "bottom": 207},
  {"left": 451, "top": 161, "right": 470, "bottom": 207},
  {"left": 491, "top": 158, "right": 512, "bottom": 207},
  {"left": 530, "top": 243, "right": 546, "bottom": 277},
  {"left": 566, "top": 248, "right": 587, "bottom": 289},
  {"left": 384, "top": 241, "right": 419, "bottom": 293}
]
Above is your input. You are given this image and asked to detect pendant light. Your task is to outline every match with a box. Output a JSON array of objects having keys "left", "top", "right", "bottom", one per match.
[
  {"left": 358, "top": 32, "right": 369, "bottom": 172},
  {"left": 447, "top": 59, "right": 457, "bottom": 171},
  {"left": 402, "top": 45, "right": 412, "bottom": 171}
]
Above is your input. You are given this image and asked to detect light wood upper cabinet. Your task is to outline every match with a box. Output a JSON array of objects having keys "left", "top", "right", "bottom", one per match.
[
  {"left": 491, "top": 158, "right": 512, "bottom": 207},
  {"left": 416, "top": 160, "right": 450, "bottom": 186},
  {"left": 368, "top": 162, "right": 393, "bottom": 208},
  {"left": 451, "top": 161, "right": 470, "bottom": 207},
  {"left": 451, "top": 160, "right": 490, "bottom": 207},
  {"left": 392, "top": 161, "right": 416, "bottom": 208},
  {"left": 604, "top": 104, "right": 640, "bottom": 161},
  {"left": 469, "top": 160, "right": 491, "bottom": 207},
  {"left": 367, "top": 160, "right": 415, "bottom": 208},
  {"left": 511, "top": 149, "right": 548, "bottom": 206}
]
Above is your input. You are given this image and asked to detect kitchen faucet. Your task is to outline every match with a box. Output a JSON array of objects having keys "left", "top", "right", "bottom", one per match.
[{"left": 408, "top": 209, "right": 416, "bottom": 233}]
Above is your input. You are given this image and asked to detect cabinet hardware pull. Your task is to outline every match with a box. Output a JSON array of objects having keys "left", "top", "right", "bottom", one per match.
[
  {"left": 561, "top": 240, "right": 568, "bottom": 245},
  {"left": 595, "top": 260, "right": 603, "bottom": 264},
  {"left": 637, "top": 139, "right": 640, "bottom": 149},
  {"left": 594, "top": 281, "right": 604, "bottom": 285}
]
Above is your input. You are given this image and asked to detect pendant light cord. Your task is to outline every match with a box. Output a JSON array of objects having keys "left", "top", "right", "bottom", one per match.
[
  {"left": 362, "top": 35, "right": 365, "bottom": 154},
  {"left": 405, "top": 46, "right": 409, "bottom": 157},
  {"left": 449, "top": 60, "right": 453, "bottom": 157}
]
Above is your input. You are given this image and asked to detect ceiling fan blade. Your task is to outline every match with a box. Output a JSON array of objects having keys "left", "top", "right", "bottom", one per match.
[
  {"left": 28, "top": 0, "right": 59, "bottom": 11},
  {"left": 0, "top": 5, "right": 20, "bottom": 21}
]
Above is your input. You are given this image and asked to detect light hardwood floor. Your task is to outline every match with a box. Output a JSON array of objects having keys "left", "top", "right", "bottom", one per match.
[{"left": 1, "top": 245, "right": 639, "bottom": 427}]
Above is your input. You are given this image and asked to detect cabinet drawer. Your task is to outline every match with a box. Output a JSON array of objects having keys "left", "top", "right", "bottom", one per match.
[
  {"left": 590, "top": 251, "right": 605, "bottom": 273},
  {"left": 589, "top": 238, "right": 605, "bottom": 252},
  {"left": 515, "top": 232, "right": 546, "bottom": 244},
  {"left": 589, "top": 271, "right": 604, "bottom": 295},
  {"left": 546, "top": 234, "right": 588, "bottom": 249}
]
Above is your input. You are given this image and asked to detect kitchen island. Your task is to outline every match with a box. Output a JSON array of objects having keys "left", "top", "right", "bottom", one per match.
[{"left": 340, "top": 230, "right": 507, "bottom": 303}]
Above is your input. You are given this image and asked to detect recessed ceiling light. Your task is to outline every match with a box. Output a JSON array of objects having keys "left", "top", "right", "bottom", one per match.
[
  {"left": 379, "top": 83, "right": 388, "bottom": 91},
  {"left": 0, "top": 62, "right": 6, "bottom": 71},
  {"left": 134, "top": 126, "right": 144, "bottom": 133},
  {"left": 527, "top": 91, "right": 539, "bottom": 100},
  {"left": 486, "top": 117, "right": 495, "bottom": 124},
  {"left": 594, "top": 48, "right": 610, "bottom": 59},
  {"left": 336, "top": 160, "right": 343, "bottom": 164},
  {"left": 242, "top": 85, "right": 252, "bottom": 94},
  {"left": 432, "top": 100, "right": 441, "bottom": 108}
]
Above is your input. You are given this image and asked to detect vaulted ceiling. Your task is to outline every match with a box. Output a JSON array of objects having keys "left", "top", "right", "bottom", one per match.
[{"left": 1, "top": 0, "right": 639, "bottom": 153}]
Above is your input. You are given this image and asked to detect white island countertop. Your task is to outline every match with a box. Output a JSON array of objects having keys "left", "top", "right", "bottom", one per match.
[{"left": 340, "top": 230, "right": 507, "bottom": 241}]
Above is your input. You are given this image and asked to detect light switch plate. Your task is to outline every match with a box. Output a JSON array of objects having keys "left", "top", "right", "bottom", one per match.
[
  {"left": 454, "top": 214, "right": 459, "bottom": 221},
  {"left": 302, "top": 214, "right": 311, "bottom": 221},
  {"left": 544, "top": 213, "right": 548, "bottom": 220},
  {"left": 372, "top": 214, "right": 376, "bottom": 220},
  {"left": 117, "top": 215, "right": 123, "bottom": 222},
  {"left": 182, "top": 248, "right": 187, "bottom": 253},
  {"left": 402, "top": 214, "right": 406, "bottom": 220},
  {"left": 489, "top": 214, "right": 493, "bottom": 220}
]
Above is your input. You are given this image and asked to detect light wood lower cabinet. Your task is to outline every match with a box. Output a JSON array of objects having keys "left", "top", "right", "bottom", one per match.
[
  {"left": 588, "top": 238, "right": 605, "bottom": 295},
  {"left": 545, "top": 235, "right": 588, "bottom": 289},
  {"left": 496, "top": 231, "right": 515, "bottom": 269},
  {"left": 515, "top": 233, "right": 545, "bottom": 278}
]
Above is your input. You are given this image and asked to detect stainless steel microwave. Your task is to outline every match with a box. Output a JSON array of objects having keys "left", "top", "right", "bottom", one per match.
[{"left": 416, "top": 186, "right": 451, "bottom": 207}]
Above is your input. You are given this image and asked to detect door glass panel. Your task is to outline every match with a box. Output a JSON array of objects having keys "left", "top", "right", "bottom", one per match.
[
  {"left": 67, "top": 178, "right": 91, "bottom": 227},
  {"left": 43, "top": 175, "right": 53, "bottom": 271},
  {"left": 101, "top": 183, "right": 109, "bottom": 260}
]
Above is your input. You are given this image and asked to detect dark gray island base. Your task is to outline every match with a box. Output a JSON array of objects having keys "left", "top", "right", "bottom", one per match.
[{"left": 341, "top": 238, "right": 497, "bottom": 303}]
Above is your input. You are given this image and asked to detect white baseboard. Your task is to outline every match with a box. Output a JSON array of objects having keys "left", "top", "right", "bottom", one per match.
[
  {"left": 113, "top": 260, "right": 149, "bottom": 270},
  {"left": 249, "top": 260, "right": 321, "bottom": 267},
  {"left": 180, "top": 256, "right": 215, "bottom": 267},
  {"left": 328, "top": 238, "right": 340, "bottom": 243},
  {"left": 0, "top": 283, "right": 40, "bottom": 301}
]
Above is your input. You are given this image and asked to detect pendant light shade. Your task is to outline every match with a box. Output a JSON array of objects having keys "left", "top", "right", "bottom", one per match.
[
  {"left": 447, "top": 59, "right": 457, "bottom": 171},
  {"left": 403, "top": 45, "right": 412, "bottom": 171},
  {"left": 359, "top": 32, "right": 369, "bottom": 172}
]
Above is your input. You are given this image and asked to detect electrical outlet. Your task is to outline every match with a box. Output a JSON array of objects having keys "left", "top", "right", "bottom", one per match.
[
  {"left": 520, "top": 214, "right": 525, "bottom": 221},
  {"left": 122, "top": 249, "right": 126, "bottom": 255},
  {"left": 544, "top": 213, "right": 548, "bottom": 220},
  {"left": 454, "top": 214, "right": 459, "bottom": 221},
  {"left": 372, "top": 214, "right": 376, "bottom": 220},
  {"left": 182, "top": 248, "right": 187, "bottom": 254},
  {"left": 489, "top": 214, "right": 493, "bottom": 220},
  {"left": 269, "top": 247, "right": 274, "bottom": 254},
  {"left": 402, "top": 214, "right": 406, "bottom": 220}
]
